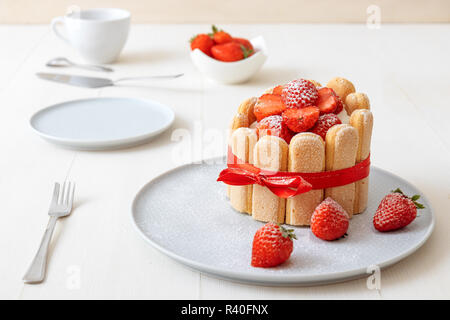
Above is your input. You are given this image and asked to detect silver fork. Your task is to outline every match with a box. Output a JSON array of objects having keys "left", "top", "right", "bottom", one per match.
[{"left": 23, "top": 182, "right": 75, "bottom": 284}]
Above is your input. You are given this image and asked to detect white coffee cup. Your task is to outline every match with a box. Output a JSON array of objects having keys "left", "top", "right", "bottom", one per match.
[{"left": 51, "top": 8, "right": 131, "bottom": 64}]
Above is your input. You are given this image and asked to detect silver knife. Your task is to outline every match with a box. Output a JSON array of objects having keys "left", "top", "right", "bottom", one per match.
[{"left": 36, "top": 72, "right": 184, "bottom": 88}]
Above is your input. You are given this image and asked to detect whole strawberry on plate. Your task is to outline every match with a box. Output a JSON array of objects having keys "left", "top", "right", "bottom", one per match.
[
  {"left": 251, "top": 223, "right": 296, "bottom": 268},
  {"left": 373, "top": 188, "right": 425, "bottom": 232},
  {"left": 311, "top": 198, "right": 349, "bottom": 241}
]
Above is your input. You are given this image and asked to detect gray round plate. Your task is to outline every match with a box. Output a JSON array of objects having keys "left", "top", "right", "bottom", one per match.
[
  {"left": 131, "top": 158, "right": 435, "bottom": 286},
  {"left": 30, "top": 97, "right": 174, "bottom": 151}
]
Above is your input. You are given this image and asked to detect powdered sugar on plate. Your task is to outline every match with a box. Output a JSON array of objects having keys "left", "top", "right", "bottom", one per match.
[{"left": 132, "top": 157, "right": 434, "bottom": 285}]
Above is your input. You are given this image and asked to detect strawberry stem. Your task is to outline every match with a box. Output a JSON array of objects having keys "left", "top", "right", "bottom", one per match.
[
  {"left": 392, "top": 188, "right": 425, "bottom": 209},
  {"left": 240, "top": 44, "right": 254, "bottom": 59},
  {"left": 278, "top": 224, "right": 297, "bottom": 240}
]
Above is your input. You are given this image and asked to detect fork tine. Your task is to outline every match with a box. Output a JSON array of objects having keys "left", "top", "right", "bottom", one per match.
[
  {"left": 64, "top": 181, "right": 71, "bottom": 205},
  {"left": 51, "top": 183, "right": 60, "bottom": 206},
  {"left": 68, "top": 182, "right": 75, "bottom": 208},
  {"left": 60, "top": 181, "right": 67, "bottom": 204}
]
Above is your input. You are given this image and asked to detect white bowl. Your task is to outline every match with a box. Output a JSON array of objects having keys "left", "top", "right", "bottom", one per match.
[{"left": 190, "top": 36, "right": 268, "bottom": 84}]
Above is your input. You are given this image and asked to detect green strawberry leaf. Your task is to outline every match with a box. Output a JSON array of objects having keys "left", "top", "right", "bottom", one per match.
[
  {"left": 391, "top": 188, "right": 425, "bottom": 209},
  {"left": 189, "top": 35, "right": 197, "bottom": 44},
  {"left": 240, "top": 44, "right": 254, "bottom": 59},
  {"left": 278, "top": 224, "right": 297, "bottom": 240}
]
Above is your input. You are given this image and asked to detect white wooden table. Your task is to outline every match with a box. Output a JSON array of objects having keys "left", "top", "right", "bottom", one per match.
[{"left": 1, "top": 24, "right": 449, "bottom": 299}]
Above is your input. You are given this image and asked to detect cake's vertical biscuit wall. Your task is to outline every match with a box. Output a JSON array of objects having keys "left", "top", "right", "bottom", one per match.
[
  {"left": 252, "top": 136, "right": 288, "bottom": 223},
  {"left": 350, "top": 109, "right": 373, "bottom": 214},
  {"left": 325, "top": 124, "right": 359, "bottom": 217},
  {"left": 286, "top": 133, "right": 325, "bottom": 226},
  {"left": 327, "top": 77, "right": 355, "bottom": 112},
  {"left": 345, "top": 92, "right": 370, "bottom": 115},
  {"left": 227, "top": 97, "right": 257, "bottom": 199},
  {"left": 229, "top": 128, "right": 258, "bottom": 214}
]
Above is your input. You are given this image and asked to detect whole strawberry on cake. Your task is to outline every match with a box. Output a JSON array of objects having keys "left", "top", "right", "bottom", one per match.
[{"left": 220, "top": 77, "right": 374, "bottom": 226}]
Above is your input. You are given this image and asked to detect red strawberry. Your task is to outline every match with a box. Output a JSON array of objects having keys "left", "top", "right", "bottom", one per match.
[
  {"left": 310, "top": 113, "right": 342, "bottom": 140},
  {"left": 373, "top": 188, "right": 424, "bottom": 232},
  {"left": 282, "top": 106, "right": 320, "bottom": 133},
  {"left": 311, "top": 197, "right": 349, "bottom": 241},
  {"left": 282, "top": 79, "right": 319, "bottom": 109},
  {"left": 232, "top": 37, "right": 253, "bottom": 50},
  {"left": 251, "top": 223, "right": 296, "bottom": 268},
  {"left": 211, "top": 25, "right": 232, "bottom": 44},
  {"left": 272, "top": 85, "right": 284, "bottom": 95},
  {"left": 190, "top": 34, "right": 214, "bottom": 56},
  {"left": 256, "top": 115, "right": 294, "bottom": 143},
  {"left": 316, "top": 87, "right": 343, "bottom": 114},
  {"left": 253, "top": 94, "right": 287, "bottom": 121},
  {"left": 334, "top": 95, "right": 344, "bottom": 114},
  {"left": 211, "top": 42, "right": 253, "bottom": 62}
]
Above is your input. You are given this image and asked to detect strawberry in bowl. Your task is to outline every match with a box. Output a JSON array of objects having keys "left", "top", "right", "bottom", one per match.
[{"left": 190, "top": 25, "right": 267, "bottom": 84}]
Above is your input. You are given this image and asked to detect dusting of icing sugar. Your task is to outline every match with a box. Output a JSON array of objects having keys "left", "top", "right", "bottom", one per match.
[{"left": 133, "top": 161, "right": 432, "bottom": 278}]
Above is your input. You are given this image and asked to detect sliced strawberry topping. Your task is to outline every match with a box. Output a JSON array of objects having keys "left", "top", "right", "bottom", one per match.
[
  {"left": 272, "top": 85, "right": 284, "bottom": 95},
  {"left": 334, "top": 95, "right": 344, "bottom": 114},
  {"left": 316, "top": 87, "right": 343, "bottom": 114},
  {"left": 281, "top": 79, "right": 318, "bottom": 109},
  {"left": 309, "top": 113, "right": 342, "bottom": 140},
  {"left": 282, "top": 106, "right": 320, "bottom": 133},
  {"left": 253, "top": 94, "right": 287, "bottom": 122},
  {"left": 256, "top": 115, "right": 293, "bottom": 143}
]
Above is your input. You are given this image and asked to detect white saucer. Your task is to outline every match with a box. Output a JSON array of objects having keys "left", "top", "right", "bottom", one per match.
[
  {"left": 30, "top": 97, "right": 174, "bottom": 150},
  {"left": 131, "top": 158, "right": 435, "bottom": 286}
]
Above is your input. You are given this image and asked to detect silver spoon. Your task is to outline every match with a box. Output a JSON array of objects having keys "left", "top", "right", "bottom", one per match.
[{"left": 46, "top": 57, "right": 114, "bottom": 72}]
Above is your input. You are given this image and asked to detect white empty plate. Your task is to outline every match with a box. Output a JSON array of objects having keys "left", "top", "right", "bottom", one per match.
[
  {"left": 30, "top": 97, "right": 174, "bottom": 150},
  {"left": 132, "top": 158, "right": 435, "bottom": 286}
]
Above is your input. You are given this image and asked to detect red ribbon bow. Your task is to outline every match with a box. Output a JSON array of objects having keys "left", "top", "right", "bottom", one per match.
[{"left": 217, "top": 147, "right": 370, "bottom": 199}]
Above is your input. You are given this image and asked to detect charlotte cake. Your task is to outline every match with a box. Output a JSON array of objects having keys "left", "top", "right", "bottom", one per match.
[{"left": 226, "top": 77, "right": 373, "bottom": 226}]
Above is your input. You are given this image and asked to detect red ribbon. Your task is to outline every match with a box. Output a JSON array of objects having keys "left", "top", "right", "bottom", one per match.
[{"left": 217, "top": 147, "right": 370, "bottom": 199}]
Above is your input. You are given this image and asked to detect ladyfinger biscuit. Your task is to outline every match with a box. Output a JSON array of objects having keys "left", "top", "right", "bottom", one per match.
[
  {"left": 229, "top": 97, "right": 257, "bottom": 132},
  {"left": 229, "top": 113, "right": 249, "bottom": 132},
  {"left": 349, "top": 109, "right": 373, "bottom": 214},
  {"left": 326, "top": 77, "right": 355, "bottom": 105},
  {"left": 252, "top": 136, "right": 288, "bottom": 223},
  {"left": 325, "top": 124, "right": 358, "bottom": 217},
  {"left": 286, "top": 133, "right": 325, "bottom": 226},
  {"left": 229, "top": 128, "right": 258, "bottom": 214},
  {"left": 237, "top": 97, "right": 257, "bottom": 125},
  {"left": 345, "top": 92, "right": 370, "bottom": 116}
]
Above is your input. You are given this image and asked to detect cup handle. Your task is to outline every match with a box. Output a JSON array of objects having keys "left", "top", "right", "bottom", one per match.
[{"left": 51, "top": 16, "right": 69, "bottom": 45}]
